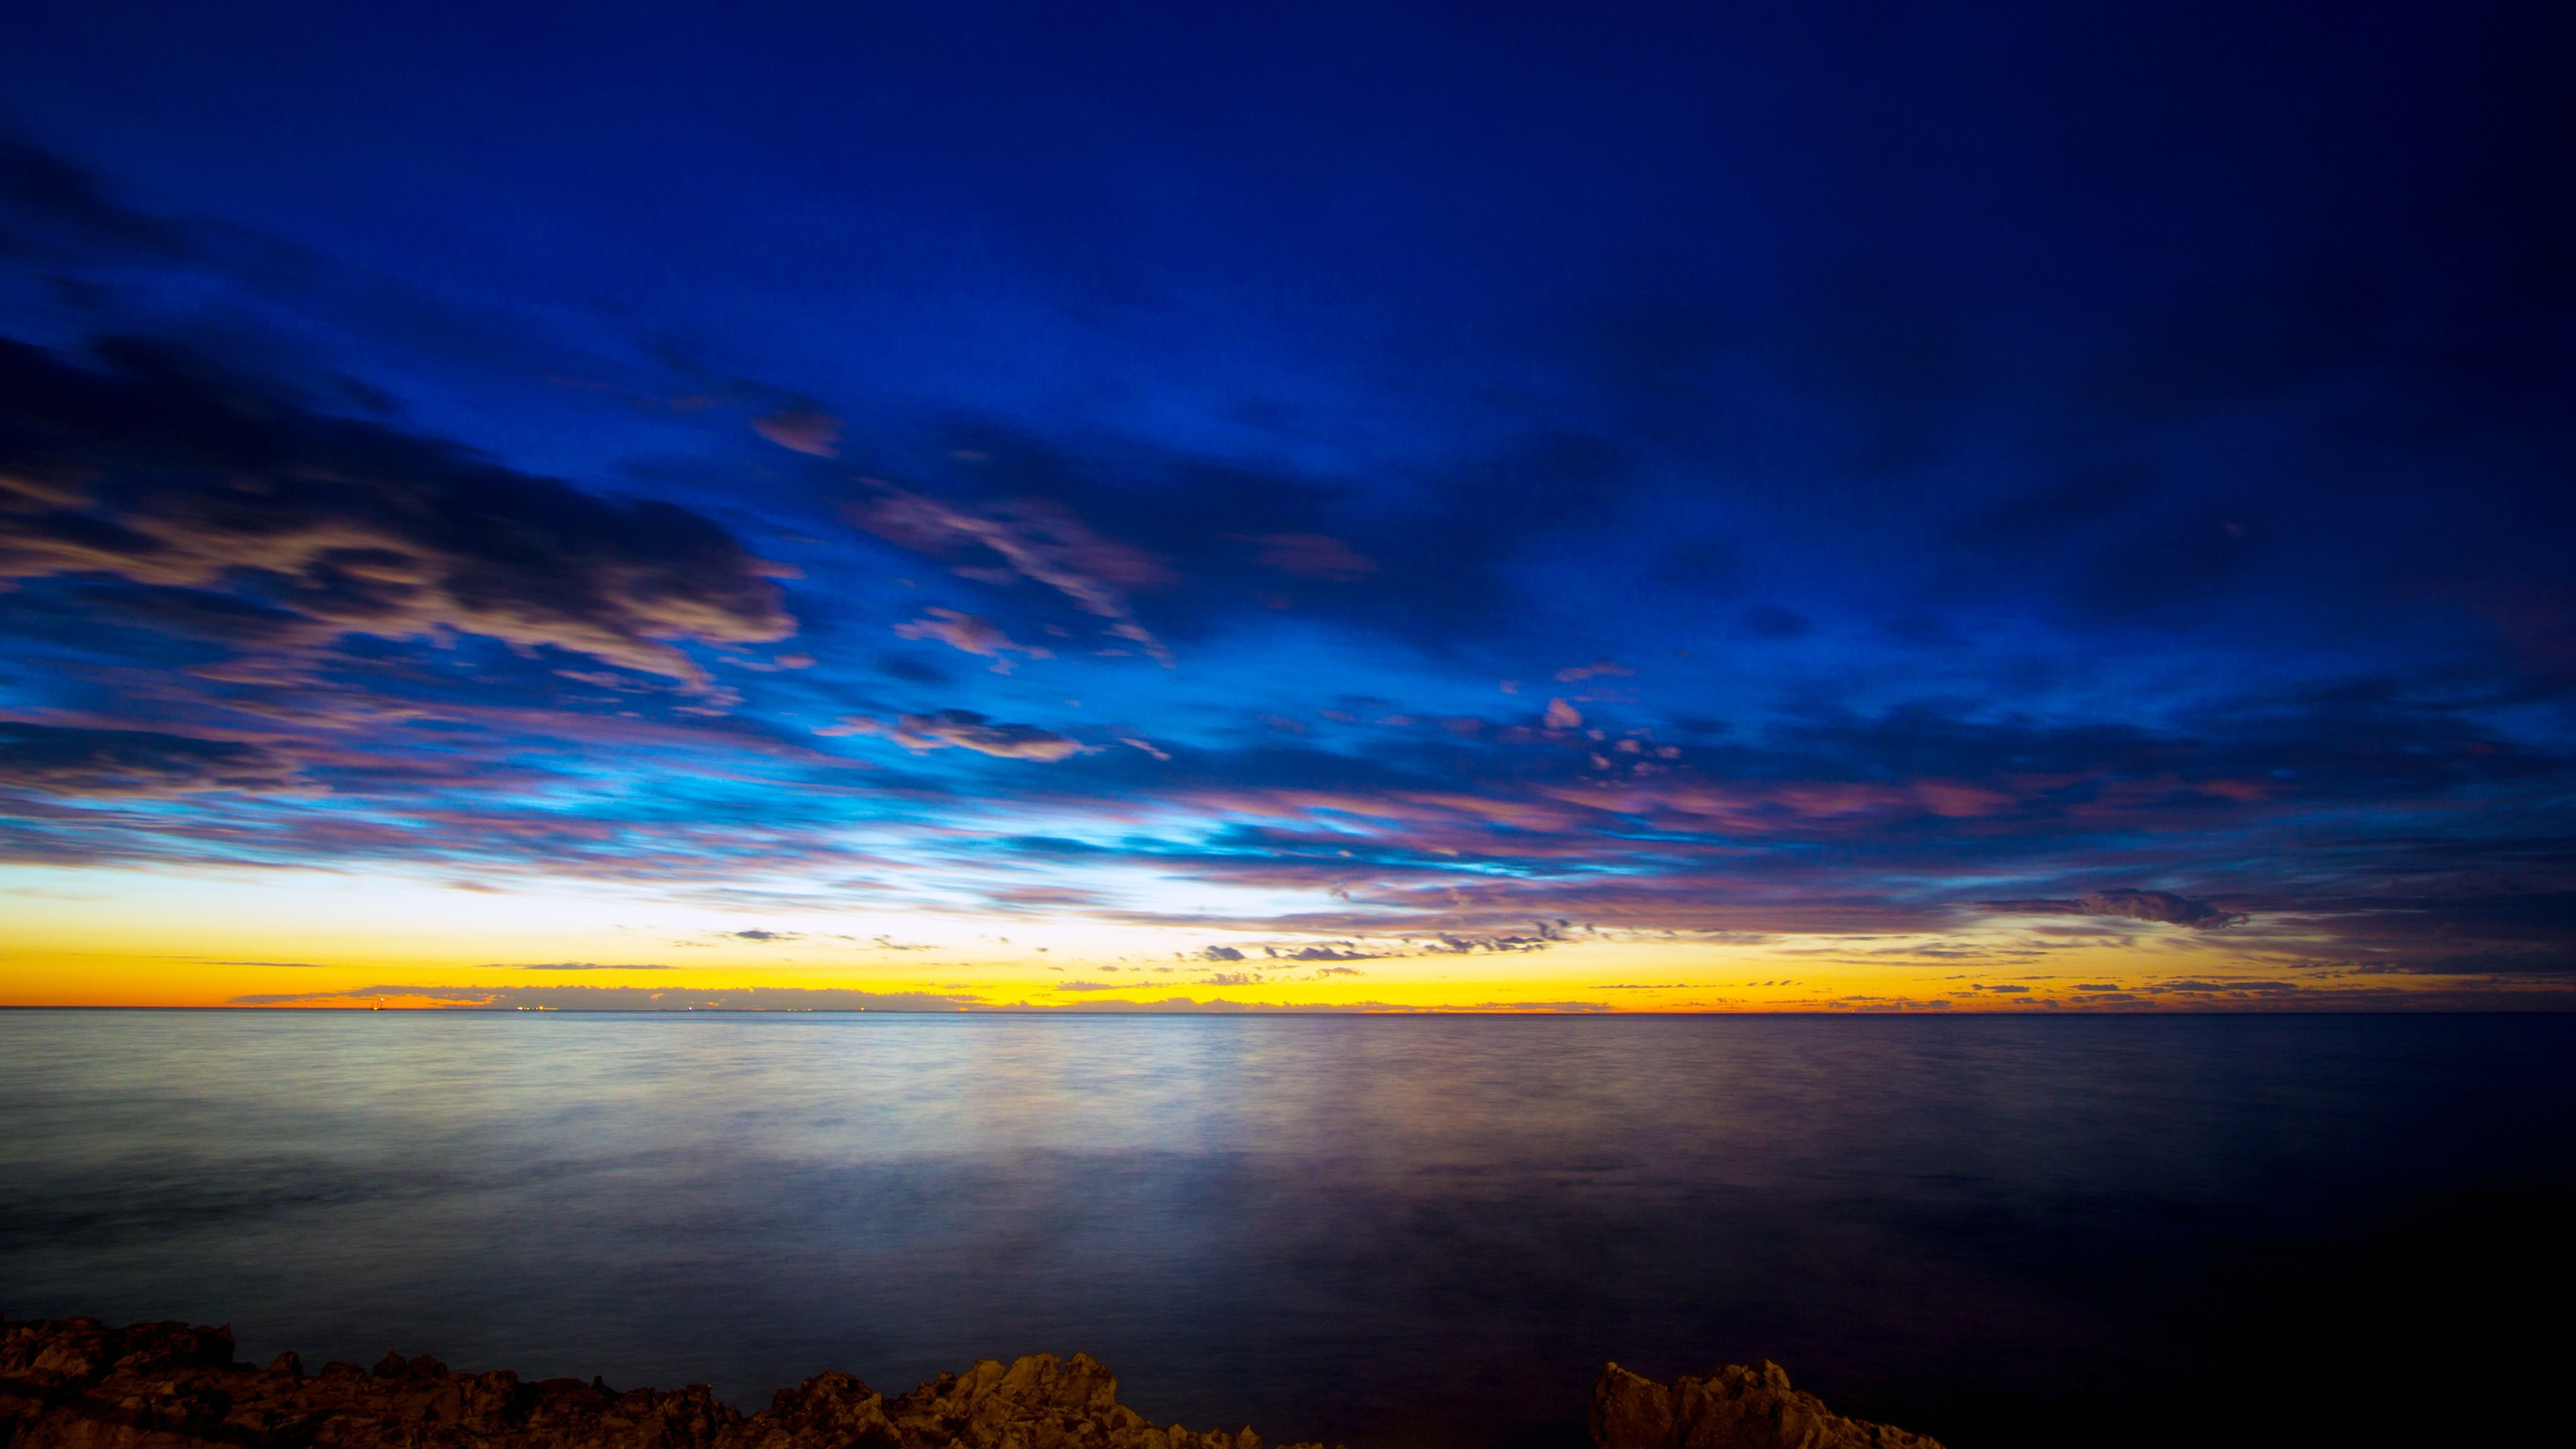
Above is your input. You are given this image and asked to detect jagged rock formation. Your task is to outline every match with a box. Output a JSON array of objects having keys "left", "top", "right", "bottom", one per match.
[
  {"left": 1, "top": 1317, "right": 1943, "bottom": 1449},
  {"left": 0, "top": 1318, "right": 1307, "bottom": 1449},
  {"left": 1590, "top": 1362, "right": 1941, "bottom": 1449}
]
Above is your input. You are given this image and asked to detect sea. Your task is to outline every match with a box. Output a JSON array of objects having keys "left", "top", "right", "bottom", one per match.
[{"left": 2, "top": 1011, "right": 2569, "bottom": 1448}]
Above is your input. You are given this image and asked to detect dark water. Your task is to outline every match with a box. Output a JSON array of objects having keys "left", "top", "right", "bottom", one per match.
[{"left": 3, "top": 1012, "right": 2571, "bottom": 1447}]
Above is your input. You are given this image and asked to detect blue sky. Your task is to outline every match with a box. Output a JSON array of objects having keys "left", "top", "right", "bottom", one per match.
[{"left": 2, "top": 1, "right": 2571, "bottom": 1008}]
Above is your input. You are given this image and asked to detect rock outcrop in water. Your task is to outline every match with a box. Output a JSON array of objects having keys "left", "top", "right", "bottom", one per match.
[
  {"left": 1, "top": 1316, "right": 1938, "bottom": 1449},
  {"left": 1591, "top": 1362, "right": 1940, "bottom": 1449}
]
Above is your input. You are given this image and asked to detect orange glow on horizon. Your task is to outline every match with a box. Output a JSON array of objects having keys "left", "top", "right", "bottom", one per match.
[{"left": 3, "top": 861, "right": 2556, "bottom": 1013}]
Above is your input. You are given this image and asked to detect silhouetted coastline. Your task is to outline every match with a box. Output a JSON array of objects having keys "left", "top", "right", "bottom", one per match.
[{"left": 0, "top": 1318, "right": 1937, "bottom": 1449}]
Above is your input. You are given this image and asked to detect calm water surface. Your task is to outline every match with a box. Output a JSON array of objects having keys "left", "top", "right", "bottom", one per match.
[{"left": 3, "top": 1012, "right": 2570, "bottom": 1448}]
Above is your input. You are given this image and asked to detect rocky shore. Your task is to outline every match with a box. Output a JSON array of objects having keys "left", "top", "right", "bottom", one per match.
[{"left": 0, "top": 1316, "right": 1938, "bottom": 1449}]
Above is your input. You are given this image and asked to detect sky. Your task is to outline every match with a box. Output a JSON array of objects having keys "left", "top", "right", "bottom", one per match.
[{"left": 1, "top": 1, "right": 2571, "bottom": 1011}]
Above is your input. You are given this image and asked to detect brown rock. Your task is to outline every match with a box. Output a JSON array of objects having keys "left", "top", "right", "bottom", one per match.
[
  {"left": 1589, "top": 1362, "right": 1941, "bottom": 1449},
  {"left": 0, "top": 1318, "right": 1332, "bottom": 1449}
]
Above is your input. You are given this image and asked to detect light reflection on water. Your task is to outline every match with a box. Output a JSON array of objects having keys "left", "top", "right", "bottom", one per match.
[{"left": 2, "top": 1012, "right": 2569, "bottom": 1448}]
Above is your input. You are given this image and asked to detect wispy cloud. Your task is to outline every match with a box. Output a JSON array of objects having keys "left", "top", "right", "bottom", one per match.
[
  {"left": 893, "top": 607, "right": 1054, "bottom": 672},
  {"left": 229, "top": 983, "right": 979, "bottom": 1010},
  {"left": 0, "top": 339, "right": 795, "bottom": 687},
  {"left": 851, "top": 486, "right": 1174, "bottom": 663},
  {"left": 821, "top": 709, "right": 1085, "bottom": 761},
  {"left": 1246, "top": 533, "right": 1376, "bottom": 582},
  {"left": 751, "top": 402, "right": 843, "bottom": 457}
]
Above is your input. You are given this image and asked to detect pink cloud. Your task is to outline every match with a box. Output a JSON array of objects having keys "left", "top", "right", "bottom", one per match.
[
  {"left": 1247, "top": 533, "right": 1377, "bottom": 582},
  {"left": 850, "top": 487, "right": 1175, "bottom": 663},
  {"left": 892, "top": 607, "right": 1054, "bottom": 671},
  {"left": 1553, "top": 658, "right": 1634, "bottom": 682},
  {"left": 751, "top": 405, "right": 843, "bottom": 457},
  {"left": 822, "top": 709, "right": 1084, "bottom": 761}
]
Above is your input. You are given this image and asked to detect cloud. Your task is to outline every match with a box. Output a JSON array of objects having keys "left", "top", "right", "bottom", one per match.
[
  {"left": 849, "top": 486, "right": 1174, "bottom": 662},
  {"left": 1199, "top": 945, "right": 1245, "bottom": 961},
  {"left": 1552, "top": 658, "right": 1633, "bottom": 682},
  {"left": 892, "top": 607, "right": 1053, "bottom": 667},
  {"left": 751, "top": 402, "right": 843, "bottom": 456},
  {"left": 1544, "top": 698, "right": 1583, "bottom": 729},
  {"left": 509, "top": 963, "right": 673, "bottom": 971},
  {"left": 0, "top": 337, "right": 795, "bottom": 686},
  {"left": 2073, "top": 889, "right": 2244, "bottom": 929},
  {"left": 727, "top": 929, "right": 799, "bottom": 942},
  {"left": 822, "top": 708, "right": 1083, "bottom": 761},
  {"left": 0, "top": 722, "right": 294, "bottom": 796},
  {"left": 1248, "top": 533, "right": 1376, "bottom": 582},
  {"left": 0, "top": 138, "right": 188, "bottom": 261},
  {"left": 227, "top": 983, "right": 980, "bottom": 1010},
  {"left": 2276, "top": 892, "right": 2576, "bottom": 976}
]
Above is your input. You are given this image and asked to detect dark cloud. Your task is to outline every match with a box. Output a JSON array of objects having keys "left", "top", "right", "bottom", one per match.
[
  {"left": 2285, "top": 892, "right": 2576, "bottom": 975},
  {"left": 227, "top": 984, "right": 979, "bottom": 1010},
  {"left": 0, "top": 722, "right": 292, "bottom": 796},
  {"left": 0, "top": 138, "right": 186, "bottom": 262},
  {"left": 0, "top": 336, "right": 795, "bottom": 685},
  {"left": 48, "top": 580, "right": 314, "bottom": 647},
  {"left": 2074, "top": 890, "right": 2243, "bottom": 929}
]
